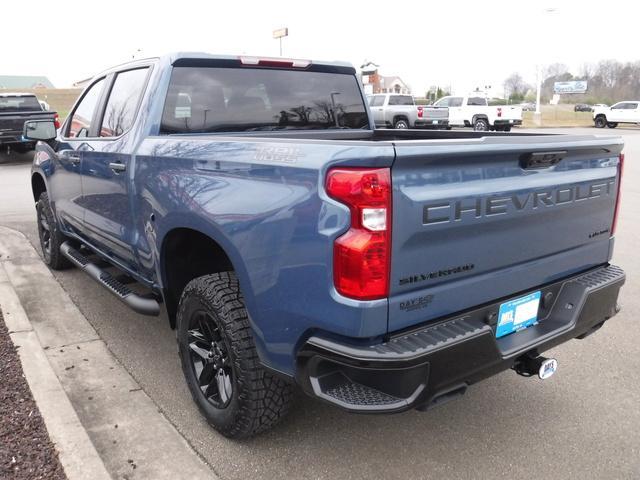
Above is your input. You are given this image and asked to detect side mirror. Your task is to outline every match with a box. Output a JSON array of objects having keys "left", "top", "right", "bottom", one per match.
[{"left": 23, "top": 120, "right": 57, "bottom": 141}]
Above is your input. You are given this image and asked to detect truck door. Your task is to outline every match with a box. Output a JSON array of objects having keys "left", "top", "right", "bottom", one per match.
[
  {"left": 608, "top": 103, "right": 627, "bottom": 123},
  {"left": 447, "top": 97, "right": 465, "bottom": 125},
  {"left": 370, "top": 95, "right": 386, "bottom": 127},
  {"left": 80, "top": 67, "right": 150, "bottom": 271},
  {"left": 51, "top": 78, "right": 107, "bottom": 234}
]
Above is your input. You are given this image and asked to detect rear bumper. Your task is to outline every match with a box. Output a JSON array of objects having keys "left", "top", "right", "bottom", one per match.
[
  {"left": 0, "top": 133, "right": 30, "bottom": 145},
  {"left": 414, "top": 119, "right": 449, "bottom": 128},
  {"left": 296, "top": 264, "right": 625, "bottom": 413},
  {"left": 494, "top": 119, "right": 523, "bottom": 126}
]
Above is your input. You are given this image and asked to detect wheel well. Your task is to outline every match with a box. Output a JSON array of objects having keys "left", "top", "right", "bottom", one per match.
[
  {"left": 472, "top": 115, "right": 488, "bottom": 124},
  {"left": 595, "top": 114, "right": 607, "bottom": 120},
  {"left": 161, "top": 228, "right": 234, "bottom": 327},
  {"left": 393, "top": 115, "right": 409, "bottom": 124},
  {"left": 31, "top": 174, "right": 46, "bottom": 202}
]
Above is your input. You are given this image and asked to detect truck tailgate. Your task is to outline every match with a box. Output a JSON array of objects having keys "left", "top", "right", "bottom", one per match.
[{"left": 388, "top": 134, "right": 623, "bottom": 332}]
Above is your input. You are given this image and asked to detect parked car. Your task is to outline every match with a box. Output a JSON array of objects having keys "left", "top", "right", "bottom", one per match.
[
  {"left": 26, "top": 53, "right": 625, "bottom": 438},
  {"left": 593, "top": 101, "right": 640, "bottom": 128},
  {"left": 0, "top": 93, "right": 59, "bottom": 153},
  {"left": 574, "top": 103, "right": 592, "bottom": 112},
  {"left": 433, "top": 95, "right": 522, "bottom": 131},
  {"left": 369, "top": 93, "right": 448, "bottom": 129},
  {"left": 521, "top": 102, "right": 536, "bottom": 111}
]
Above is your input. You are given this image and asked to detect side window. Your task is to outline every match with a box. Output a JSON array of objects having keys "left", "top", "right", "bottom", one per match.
[
  {"left": 434, "top": 97, "right": 449, "bottom": 107},
  {"left": 467, "top": 97, "right": 486, "bottom": 106},
  {"left": 67, "top": 78, "right": 105, "bottom": 138},
  {"left": 449, "top": 97, "right": 464, "bottom": 107},
  {"left": 611, "top": 103, "right": 625, "bottom": 109},
  {"left": 371, "top": 95, "right": 385, "bottom": 107},
  {"left": 629, "top": 103, "right": 639, "bottom": 109},
  {"left": 100, "top": 68, "right": 149, "bottom": 137}
]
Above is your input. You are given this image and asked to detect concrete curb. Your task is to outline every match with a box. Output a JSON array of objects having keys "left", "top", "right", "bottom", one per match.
[
  {"left": 0, "top": 226, "right": 217, "bottom": 480},
  {"left": 0, "top": 266, "right": 111, "bottom": 480}
]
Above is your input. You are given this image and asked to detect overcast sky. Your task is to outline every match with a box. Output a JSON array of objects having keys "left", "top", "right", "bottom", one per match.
[{"left": 3, "top": 0, "right": 639, "bottom": 95}]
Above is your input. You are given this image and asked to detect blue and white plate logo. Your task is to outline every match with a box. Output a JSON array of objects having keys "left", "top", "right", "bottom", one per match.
[{"left": 496, "top": 291, "right": 541, "bottom": 338}]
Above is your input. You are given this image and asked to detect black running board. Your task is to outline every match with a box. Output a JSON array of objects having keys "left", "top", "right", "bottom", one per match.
[{"left": 60, "top": 242, "right": 160, "bottom": 316}]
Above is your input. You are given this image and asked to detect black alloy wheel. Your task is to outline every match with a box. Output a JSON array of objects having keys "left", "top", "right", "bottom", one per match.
[{"left": 187, "top": 310, "right": 233, "bottom": 408}]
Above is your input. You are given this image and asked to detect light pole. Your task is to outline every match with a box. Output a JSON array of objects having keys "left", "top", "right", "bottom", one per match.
[{"left": 535, "top": 7, "right": 557, "bottom": 122}]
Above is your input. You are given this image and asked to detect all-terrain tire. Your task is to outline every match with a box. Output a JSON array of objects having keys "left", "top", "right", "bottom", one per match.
[
  {"left": 36, "top": 192, "right": 72, "bottom": 270},
  {"left": 177, "top": 272, "right": 293, "bottom": 439},
  {"left": 594, "top": 115, "right": 607, "bottom": 128}
]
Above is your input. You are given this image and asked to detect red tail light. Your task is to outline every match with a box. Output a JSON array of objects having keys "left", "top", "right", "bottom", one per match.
[
  {"left": 326, "top": 168, "right": 391, "bottom": 300},
  {"left": 53, "top": 113, "right": 61, "bottom": 130},
  {"left": 497, "top": 107, "right": 502, "bottom": 117},
  {"left": 611, "top": 153, "right": 624, "bottom": 236},
  {"left": 417, "top": 106, "right": 423, "bottom": 118}
]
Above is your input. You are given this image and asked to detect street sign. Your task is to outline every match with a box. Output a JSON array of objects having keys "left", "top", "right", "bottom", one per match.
[
  {"left": 273, "top": 28, "right": 288, "bottom": 39},
  {"left": 553, "top": 81, "right": 587, "bottom": 94}
]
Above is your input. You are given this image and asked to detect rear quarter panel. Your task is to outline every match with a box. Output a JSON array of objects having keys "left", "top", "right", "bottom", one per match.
[{"left": 133, "top": 136, "right": 395, "bottom": 374}]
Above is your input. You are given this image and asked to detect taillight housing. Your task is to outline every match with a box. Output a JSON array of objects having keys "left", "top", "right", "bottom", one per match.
[
  {"left": 611, "top": 153, "right": 624, "bottom": 236},
  {"left": 326, "top": 167, "right": 391, "bottom": 300},
  {"left": 53, "top": 113, "right": 61, "bottom": 130},
  {"left": 417, "top": 106, "right": 424, "bottom": 118}
]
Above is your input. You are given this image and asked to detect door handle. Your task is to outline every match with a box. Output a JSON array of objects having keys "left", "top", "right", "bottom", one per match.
[
  {"left": 66, "top": 153, "right": 81, "bottom": 165},
  {"left": 109, "top": 162, "right": 126, "bottom": 173}
]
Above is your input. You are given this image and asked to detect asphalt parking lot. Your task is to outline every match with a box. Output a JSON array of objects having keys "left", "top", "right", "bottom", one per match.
[{"left": 1, "top": 128, "right": 639, "bottom": 480}]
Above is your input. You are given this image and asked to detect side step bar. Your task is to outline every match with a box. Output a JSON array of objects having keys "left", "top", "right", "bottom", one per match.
[{"left": 60, "top": 242, "right": 160, "bottom": 316}]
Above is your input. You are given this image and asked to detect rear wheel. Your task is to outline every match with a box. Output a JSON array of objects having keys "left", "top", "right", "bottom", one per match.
[
  {"left": 177, "top": 272, "right": 293, "bottom": 439},
  {"left": 473, "top": 118, "right": 489, "bottom": 131},
  {"left": 393, "top": 118, "right": 409, "bottom": 129},
  {"left": 36, "top": 192, "right": 72, "bottom": 270},
  {"left": 502, "top": 126, "right": 512, "bottom": 132},
  {"left": 594, "top": 116, "right": 607, "bottom": 128}
]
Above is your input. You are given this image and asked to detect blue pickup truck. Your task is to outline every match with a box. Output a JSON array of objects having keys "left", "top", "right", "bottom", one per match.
[{"left": 25, "top": 53, "right": 625, "bottom": 439}]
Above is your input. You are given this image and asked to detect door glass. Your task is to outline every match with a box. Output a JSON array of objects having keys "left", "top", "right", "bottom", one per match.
[
  {"left": 67, "top": 78, "right": 105, "bottom": 138},
  {"left": 371, "top": 95, "right": 385, "bottom": 107},
  {"left": 100, "top": 68, "right": 149, "bottom": 137}
]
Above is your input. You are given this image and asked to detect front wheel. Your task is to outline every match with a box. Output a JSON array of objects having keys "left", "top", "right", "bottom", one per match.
[
  {"left": 473, "top": 118, "right": 489, "bottom": 131},
  {"left": 36, "top": 192, "right": 72, "bottom": 270},
  {"left": 177, "top": 272, "right": 293, "bottom": 439},
  {"left": 594, "top": 116, "right": 607, "bottom": 128}
]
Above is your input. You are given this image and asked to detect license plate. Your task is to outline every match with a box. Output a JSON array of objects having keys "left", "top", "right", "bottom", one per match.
[
  {"left": 432, "top": 120, "right": 438, "bottom": 124},
  {"left": 495, "top": 291, "right": 541, "bottom": 338}
]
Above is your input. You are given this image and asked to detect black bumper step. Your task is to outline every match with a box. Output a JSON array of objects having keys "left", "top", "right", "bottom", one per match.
[
  {"left": 297, "top": 264, "right": 625, "bottom": 413},
  {"left": 60, "top": 242, "right": 160, "bottom": 316}
]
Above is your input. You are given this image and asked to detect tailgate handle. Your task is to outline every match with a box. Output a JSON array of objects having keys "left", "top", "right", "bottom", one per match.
[{"left": 520, "top": 150, "right": 567, "bottom": 169}]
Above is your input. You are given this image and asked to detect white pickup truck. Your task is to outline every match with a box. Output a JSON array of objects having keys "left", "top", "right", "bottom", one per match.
[
  {"left": 433, "top": 95, "right": 522, "bottom": 131},
  {"left": 593, "top": 101, "right": 640, "bottom": 128}
]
